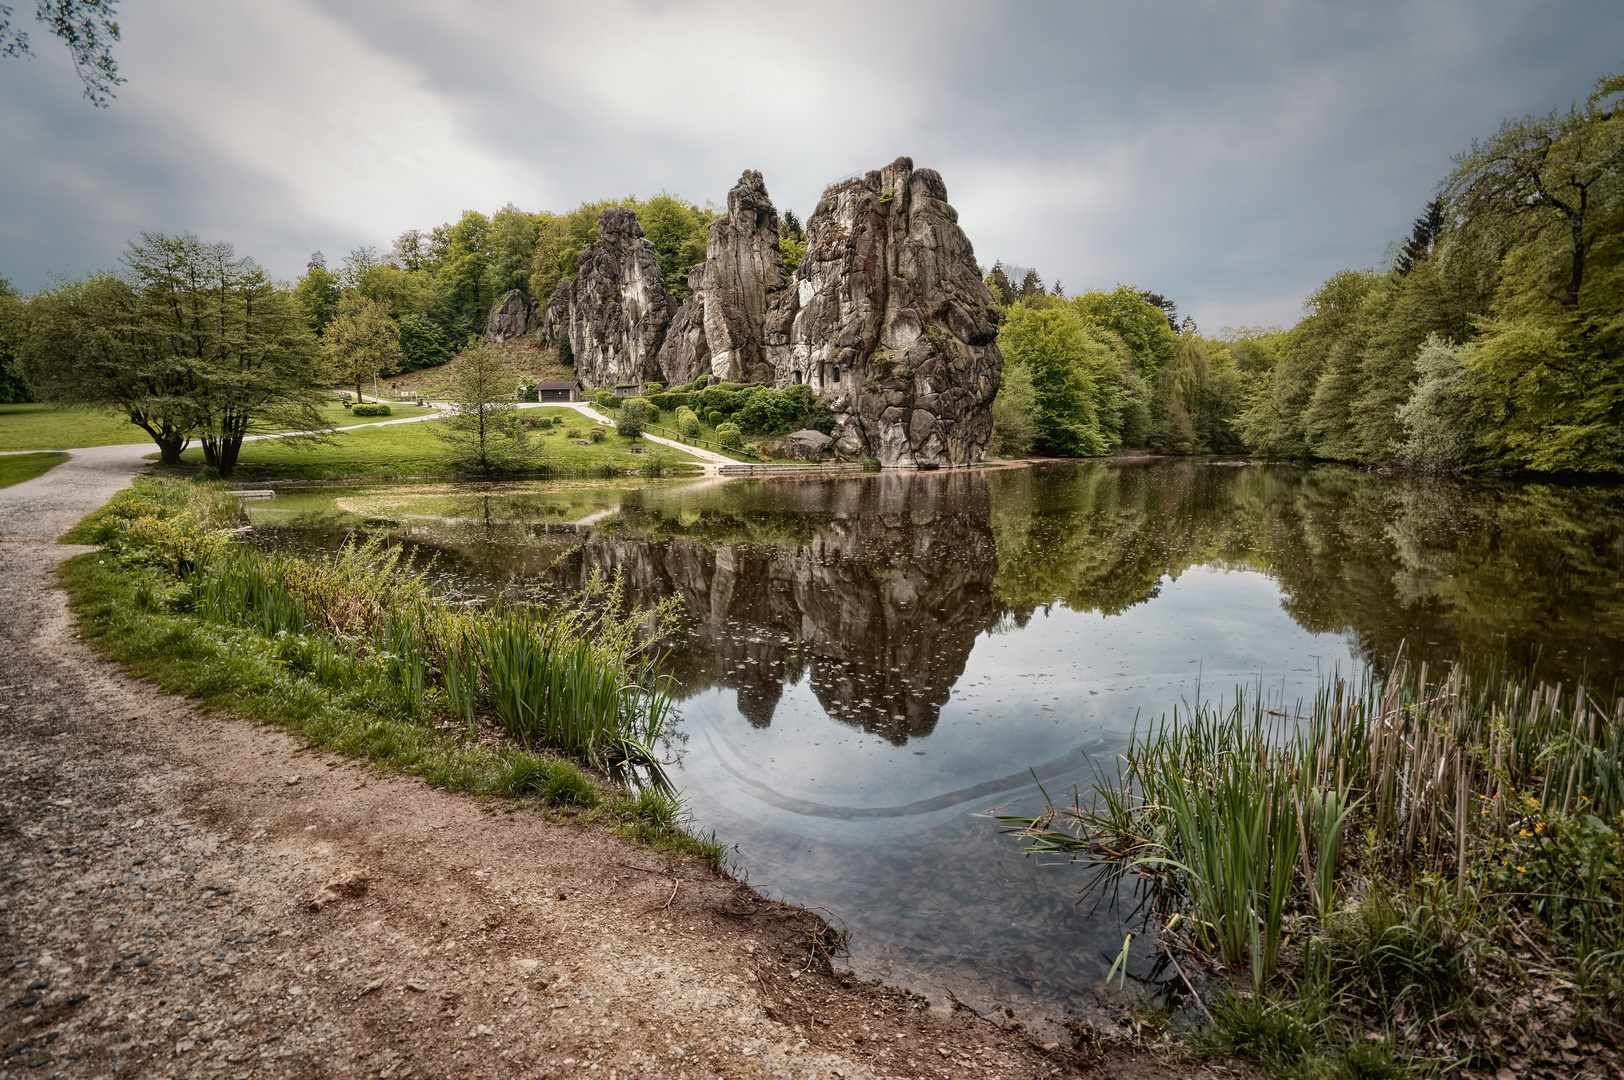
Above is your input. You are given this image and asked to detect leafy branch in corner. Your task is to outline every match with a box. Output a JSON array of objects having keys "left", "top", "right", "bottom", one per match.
[{"left": 0, "top": 0, "right": 124, "bottom": 106}]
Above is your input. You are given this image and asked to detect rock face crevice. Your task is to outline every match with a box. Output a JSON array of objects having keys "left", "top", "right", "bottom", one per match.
[
  {"left": 657, "top": 169, "right": 785, "bottom": 387},
  {"left": 548, "top": 159, "right": 1000, "bottom": 467},
  {"left": 542, "top": 208, "right": 674, "bottom": 389}
]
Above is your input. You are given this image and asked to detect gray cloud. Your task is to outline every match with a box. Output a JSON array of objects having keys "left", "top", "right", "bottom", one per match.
[{"left": 1, "top": 0, "right": 1616, "bottom": 327}]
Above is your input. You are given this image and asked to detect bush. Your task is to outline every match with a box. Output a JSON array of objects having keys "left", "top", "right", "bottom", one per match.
[
  {"left": 698, "top": 385, "right": 746, "bottom": 412},
  {"left": 594, "top": 389, "right": 621, "bottom": 410},
  {"left": 715, "top": 422, "right": 742, "bottom": 449},
  {"left": 675, "top": 406, "right": 701, "bottom": 439},
  {"left": 617, "top": 398, "right": 653, "bottom": 440},
  {"left": 642, "top": 382, "right": 664, "bottom": 395},
  {"left": 588, "top": 426, "right": 606, "bottom": 443},
  {"left": 706, "top": 409, "right": 726, "bottom": 428},
  {"left": 350, "top": 404, "right": 392, "bottom": 417},
  {"left": 648, "top": 391, "right": 695, "bottom": 411}
]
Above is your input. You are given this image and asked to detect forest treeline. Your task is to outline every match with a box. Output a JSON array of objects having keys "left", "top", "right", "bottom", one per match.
[
  {"left": 287, "top": 196, "right": 808, "bottom": 376},
  {"left": 993, "top": 71, "right": 1623, "bottom": 474},
  {"left": 1, "top": 72, "right": 1616, "bottom": 473}
]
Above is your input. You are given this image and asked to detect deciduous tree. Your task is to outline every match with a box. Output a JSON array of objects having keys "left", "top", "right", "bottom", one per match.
[
  {"left": 322, "top": 295, "right": 405, "bottom": 402},
  {"left": 435, "top": 338, "right": 532, "bottom": 476}
]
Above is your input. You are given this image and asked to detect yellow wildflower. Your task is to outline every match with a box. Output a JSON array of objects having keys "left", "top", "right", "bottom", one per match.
[{"left": 1516, "top": 866, "right": 1527, "bottom": 873}]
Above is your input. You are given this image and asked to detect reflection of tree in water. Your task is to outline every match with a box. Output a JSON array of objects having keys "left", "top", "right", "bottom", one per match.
[
  {"left": 988, "top": 461, "right": 1624, "bottom": 688},
  {"left": 550, "top": 472, "right": 1003, "bottom": 743},
  {"left": 259, "top": 462, "right": 1624, "bottom": 731}
]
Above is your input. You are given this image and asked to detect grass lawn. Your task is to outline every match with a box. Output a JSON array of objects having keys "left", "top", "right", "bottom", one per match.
[
  {"left": 0, "top": 401, "right": 434, "bottom": 452},
  {"left": 0, "top": 404, "right": 158, "bottom": 450},
  {"left": 174, "top": 408, "right": 702, "bottom": 479},
  {"left": 0, "top": 451, "right": 70, "bottom": 488}
]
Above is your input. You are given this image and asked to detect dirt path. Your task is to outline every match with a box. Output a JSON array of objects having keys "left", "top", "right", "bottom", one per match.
[{"left": 0, "top": 451, "right": 1195, "bottom": 1080}]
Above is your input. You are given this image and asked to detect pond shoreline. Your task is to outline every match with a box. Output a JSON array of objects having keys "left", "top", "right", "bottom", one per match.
[{"left": 0, "top": 457, "right": 1192, "bottom": 1079}]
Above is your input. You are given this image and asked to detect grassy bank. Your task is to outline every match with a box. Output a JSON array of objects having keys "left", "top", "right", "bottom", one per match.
[
  {"left": 59, "top": 476, "right": 721, "bottom": 864},
  {"left": 0, "top": 450, "right": 70, "bottom": 488},
  {"left": 1005, "top": 665, "right": 1623, "bottom": 1077},
  {"left": 172, "top": 408, "right": 702, "bottom": 480}
]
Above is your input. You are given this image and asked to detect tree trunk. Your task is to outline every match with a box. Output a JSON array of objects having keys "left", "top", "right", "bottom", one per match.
[
  {"left": 215, "top": 437, "right": 243, "bottom": 477},
  {"left": 200, "top": 437, "right": 221, "bottom": 469},
  {"left": 155, "top": 434, "right": 187, "bottom": 466}
]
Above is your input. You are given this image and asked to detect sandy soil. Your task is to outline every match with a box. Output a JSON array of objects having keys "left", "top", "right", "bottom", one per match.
[{"left": 0, "top": 449, "right": 1205, "bottom": 1080}]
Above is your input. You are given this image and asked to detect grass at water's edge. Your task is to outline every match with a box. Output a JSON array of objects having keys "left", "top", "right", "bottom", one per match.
[
  {"left": 0, "top": 451, "right": 70, "bottom": 489},
  {"left": 56, "top": 536, "right": 726, "bottom": 871},
  {"left": 1004, "top": 668, "right": 1624, "bottom": 1078}
]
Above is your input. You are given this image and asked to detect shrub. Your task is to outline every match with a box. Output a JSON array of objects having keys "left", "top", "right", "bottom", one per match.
[
  {"left": 351, "top": 404, "right": 392, "bottom": 417},
  {"left": 588, "top": 426, "right": 606, "bottom": 443},
  {"left": 715, "top": 422, "right": 742, "bottom": 449},
  {"left": 642, "top": 382, "right": 664, "bottom": 395},
  {"left": 648, "top": 391, "right": 695, "bottom": 411},
  {"left": 594, "top": 389, "right": 621, "bottom": 410},
  {"left": 706, "top": 409, "right": 726, "bottom": 428},
  {"left": 675, "top": 406, "right": 701, "bottom": 439},
  {"left": 617, "top": 397, "right": 653, "bottom": 440},
  {"left": 698, "top": 385, "right": 746, "bottom": 412}
]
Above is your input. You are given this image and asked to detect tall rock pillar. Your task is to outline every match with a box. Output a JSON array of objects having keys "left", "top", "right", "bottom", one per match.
[{"left": 764, "top": 157, "right": 1002, "bottom": 468}]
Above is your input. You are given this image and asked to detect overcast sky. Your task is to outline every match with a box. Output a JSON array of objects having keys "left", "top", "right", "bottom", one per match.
[{"left": 1, "top": 0, "right": 1616, "bottom": 329}]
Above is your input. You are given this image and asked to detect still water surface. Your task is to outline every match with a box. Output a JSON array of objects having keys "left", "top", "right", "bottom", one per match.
[{"left": 246, "top": 461, "right": 1624, "bottom": 1027}]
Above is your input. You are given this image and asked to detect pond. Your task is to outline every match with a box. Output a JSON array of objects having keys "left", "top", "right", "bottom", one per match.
[{"left": 245, "top": 461, "right": 1624, "bottom": 1030}]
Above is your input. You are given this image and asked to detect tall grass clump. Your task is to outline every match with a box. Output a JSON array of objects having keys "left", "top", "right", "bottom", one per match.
[
  {"left": 75, "top": 478, "right": 685, "bottom": 798},
  {"left": 188, "top": 531, "right": 679, "bottom": 784},
  {"left": 1003, "top": 657, "right": 1624, "bottom": 1073}
]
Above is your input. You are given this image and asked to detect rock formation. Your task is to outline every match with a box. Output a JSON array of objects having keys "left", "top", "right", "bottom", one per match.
[
  {"left": 541, "top": 208, "right": 674, "bottom": 389},
  {"left": 550, "top": 159, "right": 1002, "bottom": 466},
  {"left": 763, "top": 157, "right": 1002, "bottom": 469},
  {"left": 657, "top": 170, "right": 785, "bottom": 386},
  {"left": 483, "top": 289, "right": 540, "bottom": 343}
]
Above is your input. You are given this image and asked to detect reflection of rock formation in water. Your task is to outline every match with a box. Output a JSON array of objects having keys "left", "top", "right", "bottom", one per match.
[{"left": 555, "top": 472, "right": 1001, "bottom": 742}]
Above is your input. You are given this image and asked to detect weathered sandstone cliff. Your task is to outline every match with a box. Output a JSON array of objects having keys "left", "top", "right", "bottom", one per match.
[
  {"left": 542, "top": 208, "right": 674, "bottom": 388},
  {"left": 764, "top": 157, "right": 1002, "bottom": 468}
]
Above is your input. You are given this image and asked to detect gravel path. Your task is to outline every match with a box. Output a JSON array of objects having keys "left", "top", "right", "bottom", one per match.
[{"left": 0, "top": 450, "right": 1177, "bottom": 1080}]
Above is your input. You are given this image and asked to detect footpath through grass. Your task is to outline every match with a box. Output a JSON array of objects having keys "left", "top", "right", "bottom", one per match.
[
  {"left": 0, "top": 451, "right": 70, "bottom": 489},
  {"left": 59, "top": 477, "right": 721, "bottom": 864}
]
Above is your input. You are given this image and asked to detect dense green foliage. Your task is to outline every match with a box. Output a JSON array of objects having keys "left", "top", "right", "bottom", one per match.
[
  {"left": 282, "top": 194, "right": 719, "bottom": 385},
  {"left": 0, "top": 280, "right": 32, "bottom": 403},
  {"left": 993, "top": 71, "right": 1624, "bottom": 473}
]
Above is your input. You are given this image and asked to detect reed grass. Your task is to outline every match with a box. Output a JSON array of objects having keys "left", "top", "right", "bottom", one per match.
[
  {"left": 190, "top": 530, "right": 678, "bottom": 785},
  {"left": 1002, "top": 656, "right": 1624, "bottom": 1071}
]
